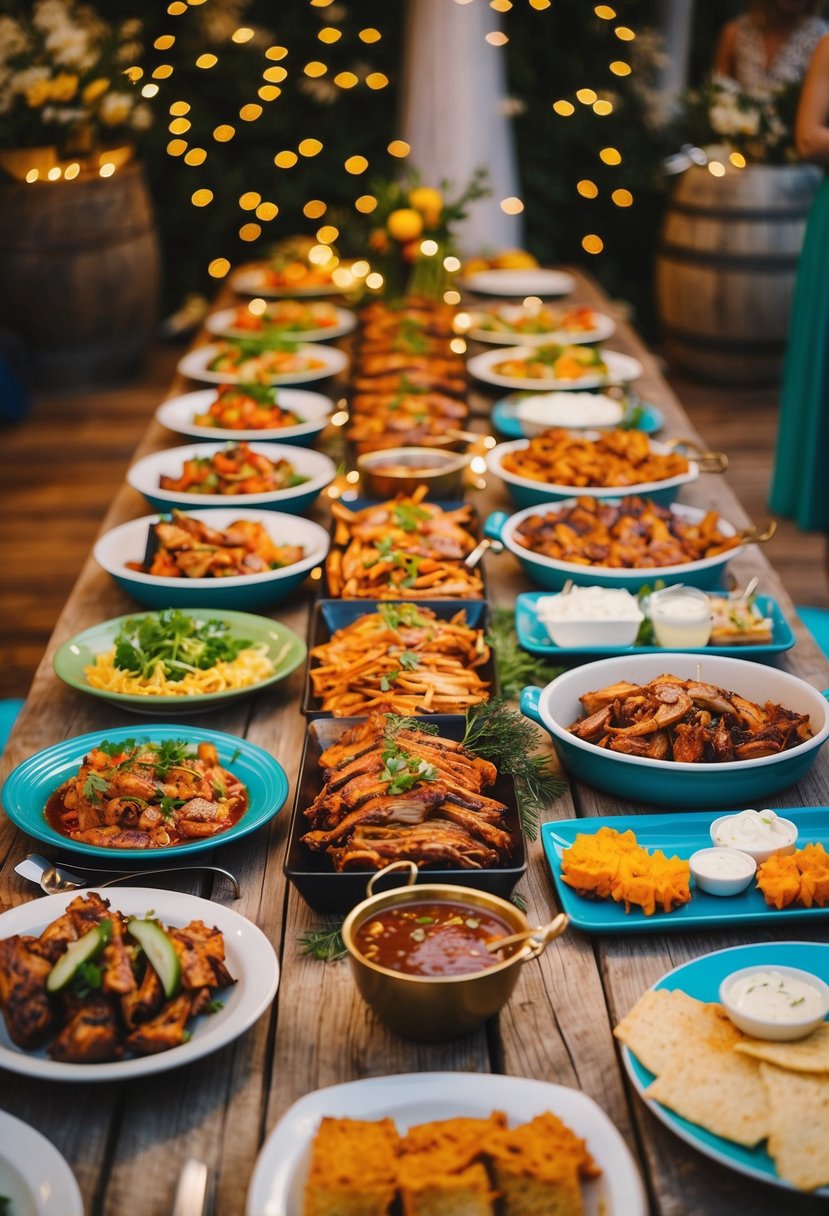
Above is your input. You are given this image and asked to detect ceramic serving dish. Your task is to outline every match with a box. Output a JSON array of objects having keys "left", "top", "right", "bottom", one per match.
[
  {"left": 155, "top": 387, "right": 336, "bottom": 447},
  {"left": 127, "top": 442, "right": 336, "bottom": 514},
  {"left": 356, "top": 447, "right": 469, "bottom": 500},
  {"left": 94, "top": 508, "right": 329, "bottom": 611},
  {"left": 484, "top": 500, "right": 749, "bottom": 592},
  {"left": 521, "top": 652, "right": 829, "bottom": 808}
]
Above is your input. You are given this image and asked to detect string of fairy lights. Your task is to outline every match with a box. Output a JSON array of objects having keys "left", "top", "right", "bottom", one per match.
[{"left": 22, "top": 0, "right": 649, "bottom": 279}]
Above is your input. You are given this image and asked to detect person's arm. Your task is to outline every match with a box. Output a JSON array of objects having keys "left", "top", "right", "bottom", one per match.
[
  {"left": 797, "top": 35, "right": 829, "bottom": 163},
  {"left": 713, "top": 20, "right": 738, "bottom": 80}
]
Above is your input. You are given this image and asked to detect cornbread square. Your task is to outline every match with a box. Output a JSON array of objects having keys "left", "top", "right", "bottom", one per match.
[
  {"left": 485, "top": 1111, "right": 599, "bottom": 1216},
  {"left": 303, "top": 1116, "right": 399, "bottom": 1216},
  {"left": 400, "top": 1114, "right": 508, "bottom": 1174},
  {"left": 399, "top": 1162, "right": 495, "bottom": 1216}
]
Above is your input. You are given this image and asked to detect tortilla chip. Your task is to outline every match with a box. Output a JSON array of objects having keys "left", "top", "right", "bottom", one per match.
[
  {"left": 613, "top": 988, "right": 738, "bottom": 1076},
  {"left": 761, "top": 1063, "right": 829, "bottom": 1191},
  {"left": 735, "top": 1023, "right": 829, "bottom": 1074},
  {"left": 646, "top": 1045, "right": 769, "bottom": 1147}
]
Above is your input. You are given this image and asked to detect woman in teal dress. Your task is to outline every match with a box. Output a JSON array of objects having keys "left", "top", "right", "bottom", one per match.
[{"left": 770, "top": 33, "right": 829, "bottom": 530}]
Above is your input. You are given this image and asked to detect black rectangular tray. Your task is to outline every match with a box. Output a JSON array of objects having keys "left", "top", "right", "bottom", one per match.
[
  {"left": 283, "top": 714, "right": 527, "bottom": 913},
  {"left": 320, "top": 498, "right": 488, "bottom": 600},
  {"left": 301, "top": 598, "right": 496, "bottom": 718}
]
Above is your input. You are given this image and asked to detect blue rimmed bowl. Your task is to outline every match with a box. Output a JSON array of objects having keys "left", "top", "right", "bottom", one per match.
[
  {"left": 520, "top": 653, "right": 829, "bottom": 808},
  {"left": 94, "top": 508, "right": 330, "bottom": 610},
  {"left": 483, "top": 500, "right": 746, "bottom": 592},
  {"left": 127, "top": 442, "right": 336, "bottom": 515},
  {"left": 1, "top": 723, "right": 290, "bottom": 863},
  {"left": 486, "top": 438, "right": 699, "bottom": 509}
]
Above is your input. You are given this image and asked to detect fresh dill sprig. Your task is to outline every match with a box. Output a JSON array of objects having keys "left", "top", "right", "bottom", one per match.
[
  {"left": 510, "top": 890, "right": 528, "bottom": 914},
  {"left": 486, "top": 608, "right": 564, "bottom": 700},
  {"left": 298, "top": 923, "right": 346, "bottom": 962},
  {"left": 382, "top": 713, "right": 440, "bottom": 743},
  {"left": 460, "top": 698, "right": 567, "bottom": 840}
]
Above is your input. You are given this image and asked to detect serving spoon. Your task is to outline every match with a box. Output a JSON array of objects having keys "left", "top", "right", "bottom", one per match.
[
  {"left": 16, "top": 853, "right": 241, "bottom": 899},
  {"left": 485, "top": 912, "right": 569, "bottom": 958}
]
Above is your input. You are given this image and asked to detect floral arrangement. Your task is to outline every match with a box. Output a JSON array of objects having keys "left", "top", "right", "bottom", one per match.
[
  {"left": 363, "top": 169, "right": 490, "bottom": 299},
  {"left": 0, "top": 1, "right": 151, "bottom": 154},
  {"left": 680, "top": 77, "right": 799, "bottom": 165}
]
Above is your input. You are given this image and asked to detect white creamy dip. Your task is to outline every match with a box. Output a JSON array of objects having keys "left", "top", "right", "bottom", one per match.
[
  {"left": 728, "top": 970, "right": 827, "bottom": 1024},
  {"left": 537, "top": 586, "right": 643, "bottom": 623},
  {"left": 691, "top": 850, "right": 754, "bottom": 879},
  {"left": 713, "top": 809, "right": 797, "bottom": 852},
  {"left": 648, "top": 587, "right": 712, "bottom": 648},
  {"left": 516, "top": 391, "right": 624, "bottom": 430}
]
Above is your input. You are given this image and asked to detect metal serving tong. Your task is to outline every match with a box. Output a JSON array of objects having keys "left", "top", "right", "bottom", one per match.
[
  {"left": 664, "top": 437, "right": 729, "bottom": 473},
  {"left": 734, "top": 520, "right": 777, "bottom": 546}
]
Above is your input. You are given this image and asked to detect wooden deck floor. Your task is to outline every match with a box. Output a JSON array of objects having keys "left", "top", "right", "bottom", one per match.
[{"left": 1, "top": 347, "right": 825, "bottom": 700}]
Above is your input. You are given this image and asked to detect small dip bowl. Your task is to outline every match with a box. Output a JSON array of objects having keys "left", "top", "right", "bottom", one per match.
[
  {"left": 357, "top": 447, "right": 469, "bottom": 500},
  {"left": 720, "top": 964, "right": 829, "bottom": 1041},
  {"left": 536, "top": 586, "right": 643, "bottom": 649},
  {"left": 709, "top": 810, "right": 798, "bottom": 865},
  {"left": 688, "top": 847, "right": 756, "bottom": 897},
  {"left": 342, "top": 862, "right": 567, "bottom": 1041}
]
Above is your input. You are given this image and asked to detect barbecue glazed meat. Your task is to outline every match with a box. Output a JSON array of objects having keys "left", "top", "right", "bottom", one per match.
[
  {"left": 301, "top": 713, "right": 512, "bottom": 871},
  {"left": 568, "top": 674, "right": 812, "bottom": 763},
  {"left": 0, "top": 936, "right": 55, "bottom": 1048}
]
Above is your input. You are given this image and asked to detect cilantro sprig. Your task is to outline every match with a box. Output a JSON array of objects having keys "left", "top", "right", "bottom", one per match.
[{"left": 112, "top": 609, "right": 252, "bottom": 683}]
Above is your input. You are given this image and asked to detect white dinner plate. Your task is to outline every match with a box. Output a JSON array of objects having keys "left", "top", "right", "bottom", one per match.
[
  {"left": 458, "top": 268, "right": 576, "bottom": 296},
  {"left": 177, "top": 343, "right": 348, "bottom": 386},
  {"left": 205, "top": 305, "right": 356, "bottom": 344},
  {"left": 230, "top": 266, "right": 352, "bottom": 297},
  {"left": 467, "top": 346, "right": 643, "bottom": 391},
  {"left": 465, "top": 307, "right": 616, "bottom": 346},
  {"left": 0, "top": 1111, "right": 83, "bottom": 1216},
  {"left": 246, "top": 1072, "right": 646, "bottom": 1216},
  {"left": 0, "top": 888, "right": 278, "bottom": 1082},
  {"left": 155, "top": 387, "right": 336, "bottom": 445}
]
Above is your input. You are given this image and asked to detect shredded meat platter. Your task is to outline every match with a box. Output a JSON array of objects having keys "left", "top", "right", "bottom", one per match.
[
  {"left": 567, "top": 675, "right": 813, "bottom": 763},
  {"left": 284, "top": 715, "right": 526, "bottom": 912}
]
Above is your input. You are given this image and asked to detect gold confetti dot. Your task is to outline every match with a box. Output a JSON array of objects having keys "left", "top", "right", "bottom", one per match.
[
  {"left": 240, "top": 103, "right": 262, "bottom": 121},
  {"left": 609, "top": 60, "right": 631, "bottom": 76},
  {"left": 167, "top": 138, "right": 187, "bottom": 156},
  {"left": 729, "top": 151, "right": 746, "bottom": 168},
  {"left": 485, "top": 31, "right": 508, "bottom": 46},
  {"left": 318, "top": 27, "right": 341, "bottom": 43},
  {"left": 155, "top": 35, "right": 175, "bottom": 50},
  {"left": 553, "top": 100, "right": 575, "bottom": 116},
  {"left": 169, "top": 117, "right": 190, "bottom": 134},
  {"left": 500, "top": 196, "right": 524, "bottom": 214},
  {"left": 388, "top": 140, "right": 410, "bottom": 157},
  {"left": 355, "top": 194, "right": 377, "bottom": 213},
  {"left": 239, "top": 222, "right": 261, "bottom": 242},
  {"left": 170, "top": 100, "right": 190, "bottom": 116},
  {"left": 334, "top": 71, "right": 358, "bottom": 88},
  {"left": 708, "top": 160, "right": 726, "bottom": 177},
  {"left": 191, "top": 188, "right": 213, "bottom": 206},
  {"left": 64, "top": 163, "right": 80, "bottom": 180},
  {"left": 366, "top": 72, "right": 389, "bottom": 89},
  {"left": 184, "top": 148, "right": 206, "bottom": 166},
  {"left": 582, "top": 234, "right": 604, "bottom": 254},
  {"left": 213, "top": 124, "right": 235, "bottom": 142},
  {"left": 263, "top": 66, "right": 287, "bottom": 83},
  {"left": 593, "top": 99, "right": 613, "bottom": 115},
  {"left": 345, "top": 155, "right": 368, "bottom": 174},
  {"left": 317, "top": 224, "right": 339, "bottom": 244},
  {"left": 612, "top": 188, "right": 633, "bottom": 207},
  {"left": 304, "top": 61, "right": 328, "bottom": 78},
  {"left": 153, "top": 64, "right": 173, "bottom": 79},
  {"left": 239, "top": 191, "right": 261, "bottom": 210},
  {"left": 256, "top": 202, "right": 278, "bottom": 221},
  {"left": 595, "top": 5, "right": 616, "bottom": 17},
  {"left": 299, "top": 138, "right": 323, "bottom": 156},
  {"left": 359, "top": 27, "right": 381, "bottom": 42},
  {"left": 274, "top": 150, "right": 298, "bottom": 168},
  {"left": 168, "top": 1, "right": 186, "bottom": 13},
  {"left": 599, "top": 146, "right": 621, "bottom": 165},
  {"left": 141, "top": 83, "right": 159, "bottom": 98},
  {"left": 208, "top": 257, "right": 230, "bottom": 278},
  {"left": 304, "top": 199, "right": 327, "bottom": 219},
  {"left": 196, "top": 53, "right": 217, "bottom": 69},
  {"left": 577, "top": 180, "right": 598, "bottom": 198},
  {"left": 265, "top": 46, "right": 288, "bottom": 61},
  {"left": 576, "top": 88, "right": 597, "bottom": 104},
  {"left": 615, "top": 26, "right": 635, "bottom": 40},
  {"left": 99, "top": 163, "right": 115, "bottom": 178},
  {"left": 232, "top": 27, "right": 254, "bottom": 43}
]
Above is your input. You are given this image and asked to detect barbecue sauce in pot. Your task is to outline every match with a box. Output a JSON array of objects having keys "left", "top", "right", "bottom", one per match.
[{"left": 353, "top": 900, "right": 514, "bottom": 976}]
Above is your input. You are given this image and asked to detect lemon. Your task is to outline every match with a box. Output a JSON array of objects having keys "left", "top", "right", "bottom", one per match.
[
  {"left": 387, "top": 208, "right": 424, "bottom": 242},
  {"left": 492, "top": 249, "right": 539, "bottom": 270},
  {"left": 408, "top": 186, "right": 443, "bottom": 226}
]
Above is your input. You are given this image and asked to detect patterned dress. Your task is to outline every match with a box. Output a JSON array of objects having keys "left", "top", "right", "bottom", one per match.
[{"left": 732, "top": 14, "right": 828, "bottom": 93}]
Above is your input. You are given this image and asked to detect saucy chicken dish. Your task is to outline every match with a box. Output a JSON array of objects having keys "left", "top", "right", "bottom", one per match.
[
  {"left": 127, "top": 510, "right": 305, "bottom": 579},
  {"left": 0, "top": 892, "right": 234, "bottom": 1062},
  {"left": 47, "top": 738, "right": 248, "bottom": 849}
]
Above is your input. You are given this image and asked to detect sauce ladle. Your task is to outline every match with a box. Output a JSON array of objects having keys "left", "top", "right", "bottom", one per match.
[{"left": 485, "top": 911, "right": 569, "bottom": 958}]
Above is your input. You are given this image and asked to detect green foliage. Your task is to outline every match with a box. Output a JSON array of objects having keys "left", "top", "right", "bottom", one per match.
[{"left": 113, "top": 609, "right": 252, "bottom": 682}]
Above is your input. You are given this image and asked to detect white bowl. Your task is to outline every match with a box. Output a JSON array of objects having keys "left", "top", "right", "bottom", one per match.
[
  {"left": 709, "top": 810, "right": 798, "bottom": 864},
  {"left": 93, "top": 507, "right": 330, "bottom": 611},
  {"left": 720, "top": 964, "right": 829, "bottom": 1041},
  {"left": 688, "top": 847, "right": 756, "bottom": 897},
  {"left": 536, "top": 589, "right": 643, "bottom": 649},
  {"left": 127, "top": 442, "right": 336, "bottom": 512},
  {"left": 155, "top": 387, "right": 336, "bottom": 445},
  {"left": 514, "top": 392, "right": 626, "bottom": 433},
  {"left": 487, "top": 435, "right": 698, "bottom": 502}
]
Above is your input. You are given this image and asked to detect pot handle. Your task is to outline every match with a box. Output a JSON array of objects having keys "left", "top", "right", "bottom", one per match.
[
  {"left": 521, "top": 912, "right": 569, "bottom": 961},
  {"left": 366, "top": 860, "right": 418, "bottom": 897},
  {"left": 520, "top": 686, "right": 544, "bottom": 726},
  {"left": 483, "top": 511, "right": 509, "bottom": 543}
]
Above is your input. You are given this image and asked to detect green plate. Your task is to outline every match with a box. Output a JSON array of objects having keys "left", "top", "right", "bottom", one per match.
[{"left": 54, "top": 608, "right": 306, "bottom": 715}]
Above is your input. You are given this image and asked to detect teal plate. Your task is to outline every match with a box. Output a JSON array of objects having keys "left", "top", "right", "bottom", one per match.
[
  {"left": 623, "top": 941, "right": 829, "bottom": 1195},
  {"left": 53, "top": 608, "right": 306, "bottom": 716},
  {"left": 542, "top": 807, "right": 829, "bottom": 934},
  {"left": 1, "top": 724, "right": 289, "bottom": 863},
  {"left": 491, "top": 395, "right": 664, "bottom": 438},
  {"left": 516, "top": 591, "right": 795, "bottom": 659}
]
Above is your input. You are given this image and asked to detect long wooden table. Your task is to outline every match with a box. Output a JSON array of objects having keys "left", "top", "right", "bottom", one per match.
[{"left": 2, "top": 272, "right": 828, "bottom": 1216}]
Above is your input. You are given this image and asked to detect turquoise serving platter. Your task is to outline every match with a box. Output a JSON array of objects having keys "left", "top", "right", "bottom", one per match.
[
  {"left": 542, "top": 807, "right": 829, "bottom": 934},
  {"left": 516, "top": 591, "right": 796, "bottom": 660},
  {"left": 491, "top": 395, "right": 664, "bottom": 439},
  {"left": 623, "top": 941, "right": 829, "bottom": 1196},
  {"left": 1, "top": 724, "right": 289, "bottom": 863}
]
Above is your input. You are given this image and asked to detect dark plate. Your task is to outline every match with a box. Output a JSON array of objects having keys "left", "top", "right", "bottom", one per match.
[
  {"left": 320, "top": 498, "right": 488, "bottom": 599},
  {"left": 301, "top": 599, "right": 496, "bottom": 718},
  {"left": 284, "top": 715, "right": 527, "bottom": 912}
]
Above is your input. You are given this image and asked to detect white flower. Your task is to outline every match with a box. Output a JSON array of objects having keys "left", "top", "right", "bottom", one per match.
[
  {"left": 709, "top": 103, "right": 742, "bottom": 137},
  {"left": 735, "top": 109, "right": 760, "bottom": 137},
  {"left": 11, "top": 65, "right": 50, "bottom": 95},
  {"left": 0, "top": 17, "right": 29, "bottom": 63},
  {"left": 99, "top": 90, "right": 133, "bottom": 126},
  {"left": 33, "top": 1, "right": 72, "bottom": 35},
  {"left": 119, "top": 18, "right": 142, "bottom": 40},
  {"left": 45, "top": 25, "right": 94, "bottom": 70},
  {"left": 129, "top": 101, "right": 152, "bottom": 131}
]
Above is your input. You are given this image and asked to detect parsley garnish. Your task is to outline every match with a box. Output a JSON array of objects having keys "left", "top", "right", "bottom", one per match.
[
  {"left": 82, "top": 771, "right": 110, "bottom": 803},
  {"left": 377, "top": 603, "right": 430, "bottom": 631},
  {"left": 398, "top": 650, "right": 421, "bottom": 671},
  {"left": 112, "top": 609, "right": 252, "bottom": 683},
  {"left": 380, "top": 741, "right": 439, "bottom": 795},
  {"left": 393, "top": 502, "right": 431, "bottom": 533}
]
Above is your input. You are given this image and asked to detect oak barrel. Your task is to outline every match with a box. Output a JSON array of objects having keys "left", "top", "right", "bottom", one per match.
[
  {"left": 655, "top": 162, "right": 819, "bottom": 384},
  {"left": 0, "top": 160, "right": 161, "bottom": 386}
]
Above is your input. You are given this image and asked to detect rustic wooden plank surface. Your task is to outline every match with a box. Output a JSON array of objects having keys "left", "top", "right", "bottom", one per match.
[{"left": 1, "top": 272, "right": 828, "bottom": 1216}]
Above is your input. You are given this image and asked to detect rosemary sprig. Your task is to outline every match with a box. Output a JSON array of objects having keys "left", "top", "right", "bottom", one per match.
[
  {"left": 298, "top": 923, "right": 346, "bottom": 962},
  {"left": 460, "top": 698, "right": 566, "bottom": 840},
  {"left": 486, "top": 608, "right": 564, "bottom": 700}
]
